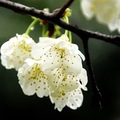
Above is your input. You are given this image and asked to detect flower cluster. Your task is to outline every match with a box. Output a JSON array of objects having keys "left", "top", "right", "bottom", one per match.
[
  {"left": 80, "top": 0, "right": 120, "bottom": 33},
  {"left": 0, "top": 8, "right": 88, "bottom": 111},
  {"left": 0, "top": 33, "right": 88, "bottom": 111}
]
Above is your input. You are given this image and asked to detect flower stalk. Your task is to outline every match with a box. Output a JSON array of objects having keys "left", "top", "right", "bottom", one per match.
[{"left": 25, "top": 18, "right": 39, "bottom": 35}]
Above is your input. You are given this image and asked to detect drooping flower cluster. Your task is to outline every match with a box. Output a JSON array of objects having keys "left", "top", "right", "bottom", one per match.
[
  {"left": 80, "top": 0, "right": 120, "bottom": 33},
  {"left": 0, "top": 33, "right": 88, "bottom": 111}
]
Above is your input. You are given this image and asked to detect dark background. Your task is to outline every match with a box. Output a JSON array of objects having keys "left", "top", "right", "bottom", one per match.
[{"left": 0, "top": 0, "right": 120, "bottom": 119}]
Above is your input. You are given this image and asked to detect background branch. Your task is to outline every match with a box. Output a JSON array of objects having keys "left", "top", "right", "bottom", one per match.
[{"left": 82, "top": 37, "right": 102, "bottom": 109}]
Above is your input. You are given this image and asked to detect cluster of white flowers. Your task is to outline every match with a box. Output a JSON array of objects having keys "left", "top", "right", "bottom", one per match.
[
  {"left": 0, "top": 33, "right": 88, "bottom": 111},
  {"left": 80, "top": 0, "right": 120, "bottom": 33}
]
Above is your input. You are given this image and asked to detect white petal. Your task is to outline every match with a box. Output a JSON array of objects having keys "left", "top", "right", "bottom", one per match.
[
  {"left": 60, "top": 74, "right": 80, "bottom": 92},
  {"left": 32, "top": 37, "right": 56, "bottom": 59},
  {"left": 78, "top": 68, "right": 88, "bottom": 91},
  {"left": 63, "top": 49, "right": 83, "bottom": 75},
  {"left": 57, "top": 34, "right": 69, "bottom": 42},
  {"left": 67, "top": 87, "right": 83, "bottom": 110},
  {"left": 81, "top": 0, "right": 94, "bottom": 19},
  {"left": 72, "top": 43, "right": 85, "bottom": 61},
  {"left": 49, "top": 93, "right": 68, "bottom": 112},
  {"left": 45, "top": 68, "right": 64, "bottom": 91}
]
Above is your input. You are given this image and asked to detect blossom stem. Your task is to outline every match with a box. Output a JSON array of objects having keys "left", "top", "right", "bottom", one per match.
[
  {"left": 42, "top": 24, "right": 46, "bottom": 37},
  {"left": 25, "top": 18, "right": 39, "bottom": 35},
  {"left": 64, "top": 16, "right": 72, "bottom": 42},
  {"left": 68, "top": 30, "right": 72, "bottom": 43}
]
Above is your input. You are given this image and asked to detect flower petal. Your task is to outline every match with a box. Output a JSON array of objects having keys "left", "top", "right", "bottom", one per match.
[
  {"left": 67, "top": 87, "right": 83, "bottom": 110},
  {"left": 78, "top": 68, "right": 88, "bottom": 91}
]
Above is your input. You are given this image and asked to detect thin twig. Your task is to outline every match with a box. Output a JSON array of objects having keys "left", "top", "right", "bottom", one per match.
[
  {"left": 54, "top": 0, "right": 74, "bottom": 18},
  {"left": 82, "top": 37, "right": 102, "bottom": 109}
]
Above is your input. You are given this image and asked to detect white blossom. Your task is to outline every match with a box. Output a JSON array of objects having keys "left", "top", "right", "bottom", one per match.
[
  {"left": 17, "top": 58, "right": 50, "bottom": 98},
  {"left": 0, "top": 34, "right": 36, "bottom": 70},
  {"left": 80, "top": 0, "right": 120, "bottom": 32},
  {"left": 46, "top": 68, "right": 87, "bottom": 111},
  {"left": 31, "top": 34, "right": 85, "bottom": 75},
  {"left": 31, "top": 34, "right": 88, "bottom": 111}
]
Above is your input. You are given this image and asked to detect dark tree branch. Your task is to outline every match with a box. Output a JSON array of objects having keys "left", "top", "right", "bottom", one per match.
[{"left": 0, "top": 0, "right": 120, "bottom": 47}]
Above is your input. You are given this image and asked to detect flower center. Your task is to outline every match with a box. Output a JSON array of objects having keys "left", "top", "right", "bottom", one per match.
[
  {"left": 54, "top": 45, "right": 66, "bottom": 58},
  {"left": 18, "top": 40, "right": 31, "bottom": 53},
  {"left": 28, "top": 63, "right": 47, "bottom": 80}
]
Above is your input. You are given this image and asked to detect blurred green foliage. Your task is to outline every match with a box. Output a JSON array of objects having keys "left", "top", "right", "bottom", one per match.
[{"left": 0, "top": 0, "right": 120, "bottom": 120}]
